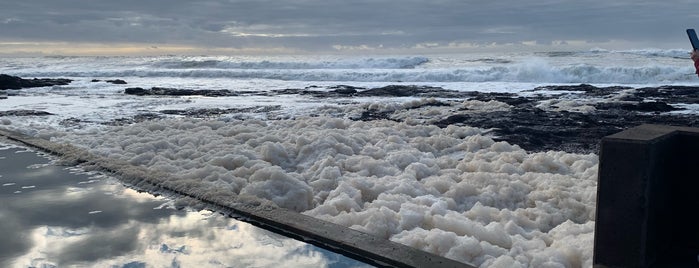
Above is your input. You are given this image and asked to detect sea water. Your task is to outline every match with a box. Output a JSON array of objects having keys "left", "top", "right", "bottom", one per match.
[
  {"left": 0, "top": 49, "right": 697, "bottom": 267},
  {"left": 0, "top": 142, "right": 372, "bottom": 268}
]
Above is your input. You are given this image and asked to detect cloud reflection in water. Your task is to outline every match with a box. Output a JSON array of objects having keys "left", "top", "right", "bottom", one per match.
[{"left": 0, "top": 145, "right": 371, "bottom": 268}]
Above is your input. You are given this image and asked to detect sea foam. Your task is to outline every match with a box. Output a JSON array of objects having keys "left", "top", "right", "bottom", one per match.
[{"left": 48, "top": 116, "right": 598, "bottom": 267}]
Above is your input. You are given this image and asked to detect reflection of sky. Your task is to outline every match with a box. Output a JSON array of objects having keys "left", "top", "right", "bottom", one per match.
[{"left": 0, "top": 144, "right": 372, "bottom": 268}]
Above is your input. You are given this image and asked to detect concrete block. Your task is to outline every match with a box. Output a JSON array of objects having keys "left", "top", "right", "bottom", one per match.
[{"left": 594, "top": 124, "right": 699, "bottom": 267}]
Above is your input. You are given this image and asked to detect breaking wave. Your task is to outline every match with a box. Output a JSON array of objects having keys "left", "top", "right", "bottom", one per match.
[
  {"left": 11, "top": 63, "right": 696, "bottom": 84},
  {"left": 153, "top": 56, "right": 430, "bottom": 70},
  {"left": 588, "top": 48, "right": 691, "bottom": 59},
  {"left": 4, "top": 50, "right": 697, "bottom": 84}
]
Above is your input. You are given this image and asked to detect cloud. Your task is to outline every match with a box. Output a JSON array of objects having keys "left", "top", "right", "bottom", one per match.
[
  {"left": 0, "top": 0, "right": 695, "bottom": 54},
  {"left": 52, "top": 226, "right": 142, "bottom": 266}
]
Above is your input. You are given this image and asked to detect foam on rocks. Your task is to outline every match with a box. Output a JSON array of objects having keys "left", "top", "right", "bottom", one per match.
[{"left": 40, "top": 116, "right": 599, "bottom": 267}]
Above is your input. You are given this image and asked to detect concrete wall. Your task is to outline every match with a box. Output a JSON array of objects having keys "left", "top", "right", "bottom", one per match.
[{"left": 594, "top": 124, "right": 699, "bottom": 267}]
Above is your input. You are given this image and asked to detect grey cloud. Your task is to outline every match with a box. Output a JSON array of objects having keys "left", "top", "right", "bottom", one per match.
[
  {"left": 0, "top": 148, "right": 176, "bottom": 266},
  {"left": 0, "top": 0, "right": 696, "bottom": 51},
  {"left": 52, "top": 226, "right": 142, "bottom": 265},
  {"left": 0, "top": 215, "right": 32, "bottom": 267}
]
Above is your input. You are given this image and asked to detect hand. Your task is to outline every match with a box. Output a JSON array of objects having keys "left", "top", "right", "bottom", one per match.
[{"left": 691, "top": 50, "right": 699, "bottom": 62}]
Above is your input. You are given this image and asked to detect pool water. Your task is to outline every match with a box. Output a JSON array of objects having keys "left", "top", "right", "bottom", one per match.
[{"left": 0, "top": 142, "right": 372, "bottom": 268}]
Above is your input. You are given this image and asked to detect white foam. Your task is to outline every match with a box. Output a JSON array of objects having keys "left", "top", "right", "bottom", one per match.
[
  {"left": 10, "top": 50, "right": 690, "bottom": 266},
  {"left": 44, "top": 116, "right": 599, "bottom": 267}
]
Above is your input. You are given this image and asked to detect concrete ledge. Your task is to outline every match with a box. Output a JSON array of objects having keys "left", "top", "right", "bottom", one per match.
[
  {"left": 0, "top": 129, "right": 473, "bottom": 268},
  {"left": 594, "top": 124, "right": 699, "bottom": 267}
]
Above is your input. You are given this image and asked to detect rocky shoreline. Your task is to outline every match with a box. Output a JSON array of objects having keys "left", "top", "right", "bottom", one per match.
[
  {"left": 2, "top": 73, "right": 698, "bottom": 153},
  {"left": 116, "top": 83, "right": 699, "bottom": 153},
  {"left": 0, "top": 74, "right": 72, "bottom": 90}
]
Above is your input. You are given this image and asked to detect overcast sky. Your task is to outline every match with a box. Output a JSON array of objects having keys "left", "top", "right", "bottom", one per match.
[{"left": 1, "top": 0, "right": 698, "bottom": 55}]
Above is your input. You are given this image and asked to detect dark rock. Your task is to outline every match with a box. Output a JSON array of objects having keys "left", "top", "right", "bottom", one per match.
[
  {"left": 274, "top": 84, "right": 471, "bottom": 99},
  {"left": 59, "top": 117, "right": 85, "bottom": 127},
  {"left": 106, "top": 113, "right": 163, "bottom": 126},
  {"left": 431, "top": 106, "right": 697, "bottom": 153},
  {"left": 106, "top": 79, "right": 127, "bottom": 84},
  {"left": 0, "top": 109, "right": 54, "bottom": 116},
  {"left": 405, "top": 100, "right": 451, "bottom": 110},
  {"left": 433, "top": 114, "right": 472, "bottom": 128},
  {"left": 464, "top": 92, "right": 532, "bottom": 106},
  {"left": 119, "top": 82, "right": 699, "bottom": 154},
  {"left": 124, "top": 87, "right": 148, "bottom": 95},
  {"left": 158, "top": 105, "right": 282, "bottom": 117},
  {"left": 61, "top": 113, "right": 164, "bottom": 127},
  {"left": 596, "top": 101, "right": 681, "bottom": 112},
  {"left": 333, "top": 88, "right": 358, "bottom": 94},
  {"left": 346, "top": 83, "right": 697, "bottom": 153},
  {"left": 124, "top": 87, "right": 237, "bottom": 97},
  {"left": 634, "top": 86, "right": 699, "bottom": 104},
  {"left": 91, "top": 79, "right": 101, "bottom": 82},
  {"left": 352, "top": 110, "right": 397, "bottom": 122},
  {"left": 328, "top": 85, "right": 364, "bottom": 95},
  {"left": 357, "top": 85, "right": 451, "bottom": 97},
  {"left": 0, "top": 74, "right": 72, "bottom": 90},
  {"left": 273, "top": 88, "right": 313, "bottom": 95},
  {"left": 0, "top": 74, "right": 27, "bottom": 90}
]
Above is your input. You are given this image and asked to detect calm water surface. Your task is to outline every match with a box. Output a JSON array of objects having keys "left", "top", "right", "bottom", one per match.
[{"left": 0, "top": 142, "right": 372, "bottom": 268}]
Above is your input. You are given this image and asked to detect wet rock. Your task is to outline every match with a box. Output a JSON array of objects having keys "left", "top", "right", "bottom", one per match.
[
  {"left": 596, "top": 101, "right": 681, "bottom": 112},
  {"left": 0, "top": 74, "right": 72, "bottom": 90},
  {"left": 273, "top": 88, "right": 315, "bottom": 95},
  {"left": 274, "top": 85, "right": 470, "bottom": 99},
  {"left": 357, "top": 85, "right": 454, "bottom": 97},
  {"left": 117, "top": 82, "right": 698, "bottom": 153},
  {"left": 464, "top": 92, "right": 532, "bottom": 106},
  {"left": 106, "top": 79, "right": 127, "bottom": 84},
  {"left": 159, "top": 105, "right": 282, "bottom": 117},
  {"left": 373, "top": 83, "right": 699, "bottom": 153},
  {"left": 352, "top": 110, "right": 397, "bottom": 122},
  {"left": 124, "top": 87, "right": 237, "bottom": 97},
  {"left": 106, "top": 113, "right": 163, "bottom": 126},
  {"left": 0, "top": 109, "right": 54, "bottom": 116},
  {"left": 634, "top": 86, "right": 699, "bottom": 104},
  {"left": 61, "top": 113, "right": 164, "bottom": 127},
  {"left": 432, "top": 106, "right": 697, "bottom": 153},
  {"left": 328, "top": 85, "right": 364, "bottom": 95},
  {"left": 124, "top": 87, "right": 147, "bottom": 95}
]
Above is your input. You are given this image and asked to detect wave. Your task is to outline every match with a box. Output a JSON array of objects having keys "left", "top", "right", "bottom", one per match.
[
  {"left": 588, "top": 48, "right": 691, "bottom": 59},
  {"left": 11, "top": 63, "right": 696, "bottom": 84},
  {"left": 7, "top": 52, "right": 698, "bottom": 84},
  {"left": 153, "top": 56, "right": 430, "bottom": 70}
]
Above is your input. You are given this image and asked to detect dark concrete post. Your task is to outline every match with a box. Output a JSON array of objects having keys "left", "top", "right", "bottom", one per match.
[{"left": 594, "top": 124, "right": 699, "bottom": 267}]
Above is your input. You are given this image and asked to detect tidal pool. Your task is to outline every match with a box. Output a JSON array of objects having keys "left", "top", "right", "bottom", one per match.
[{"left": 0, "top": 142, "right": 372, "bottom": 268}]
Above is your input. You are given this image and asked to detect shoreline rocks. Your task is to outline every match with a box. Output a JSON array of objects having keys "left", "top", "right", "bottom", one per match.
[
  {"left": 0, "top": 74, "right": 72, "bottom": 90},
  {"left": 124, "top": 87, "right": 239, "bottom": 97},
  {"left": 0, "top": 110, "right": 54, "bottom": 116},
  {"left": 4, "top": 78, "right": 698, "bottom": 154}
]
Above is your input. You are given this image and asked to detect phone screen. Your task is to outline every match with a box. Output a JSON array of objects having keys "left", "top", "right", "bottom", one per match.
[{"left": 687, "top": 29, "right": 699, "bottom": 50}]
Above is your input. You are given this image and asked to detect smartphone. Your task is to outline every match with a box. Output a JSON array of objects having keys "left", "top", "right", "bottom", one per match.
[{"left": 687, "top": 29, "right": 699, "bottom": 50}]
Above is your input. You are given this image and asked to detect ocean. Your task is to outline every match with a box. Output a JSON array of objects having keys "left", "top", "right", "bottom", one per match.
[{"left": 1, "top": 48, "right": 698, "bottom": 267}]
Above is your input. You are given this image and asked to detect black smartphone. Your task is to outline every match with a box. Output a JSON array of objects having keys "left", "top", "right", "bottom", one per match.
[{"left": 687, "top": 29, "right": 699, "bottom": 50}]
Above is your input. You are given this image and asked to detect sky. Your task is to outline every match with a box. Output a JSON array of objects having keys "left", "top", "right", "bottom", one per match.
[{"left": 1, "top": 0, "right": 698, "bottom": 55}]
